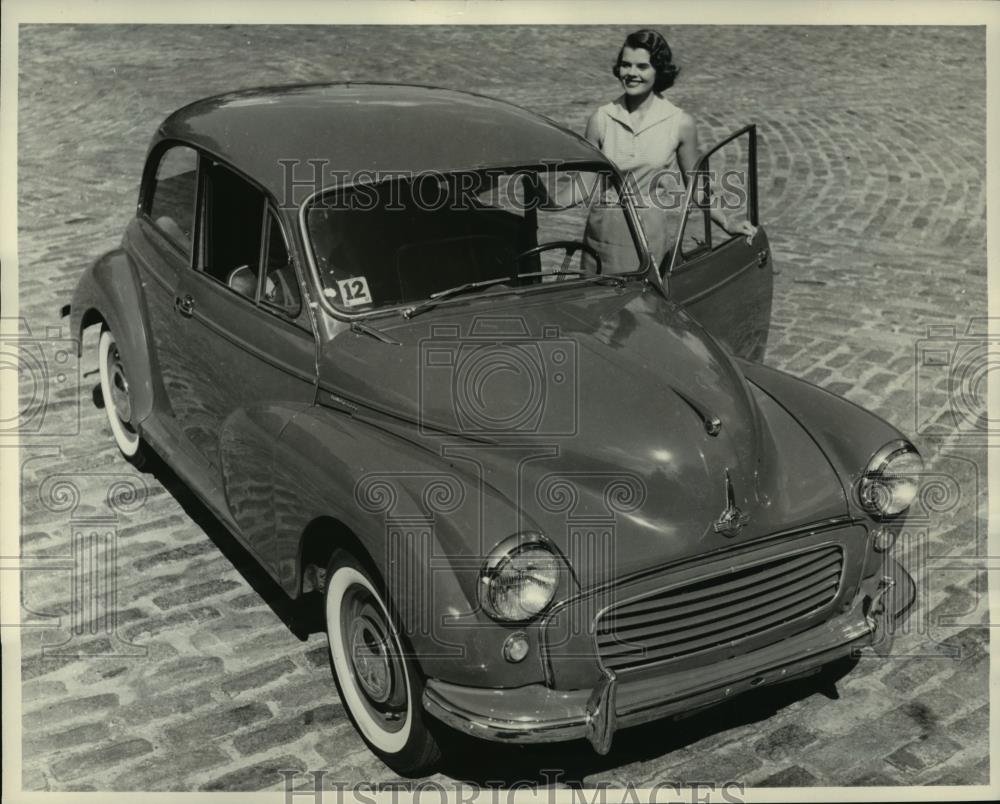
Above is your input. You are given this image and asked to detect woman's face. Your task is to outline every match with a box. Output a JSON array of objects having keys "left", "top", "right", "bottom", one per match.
[{"left": 617, "top": 46, "right": 656, "bottom": 97}]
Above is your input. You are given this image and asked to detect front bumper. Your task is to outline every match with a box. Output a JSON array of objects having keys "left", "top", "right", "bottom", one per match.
[{"left": 422, "top": 557, "right": 915, "bottom": 753}]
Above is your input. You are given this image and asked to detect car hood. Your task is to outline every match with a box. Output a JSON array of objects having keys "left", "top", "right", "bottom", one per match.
[{"left": 319, "top": 285, "right": 849, "bottom": 582}]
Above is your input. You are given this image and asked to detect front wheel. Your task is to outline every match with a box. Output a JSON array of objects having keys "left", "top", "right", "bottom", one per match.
[
  {"left": 324, "top": 549, "right": 441, "bottom": 776},
  {"left": 97, "top": 328, "right": 149, "bottom": 468}
]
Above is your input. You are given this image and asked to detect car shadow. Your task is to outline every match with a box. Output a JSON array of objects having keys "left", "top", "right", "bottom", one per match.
[
  {"left": 431, "top": 657, "right": 858, "bottom": 786},
  {"left": 136, "top": 443, "right": 323, "bottom": 641}
]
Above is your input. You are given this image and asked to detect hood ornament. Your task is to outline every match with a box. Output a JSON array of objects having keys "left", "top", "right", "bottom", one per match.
[{"left": 714, "top": 469, "right": 749, "bottom": 537}]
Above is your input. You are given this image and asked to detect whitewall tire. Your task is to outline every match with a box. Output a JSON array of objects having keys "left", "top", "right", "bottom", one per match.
[
  {"left": 324, "top": 549, "right": 441, "bottom": 775},
  {"left": 98, "top": 328, "right": 148, "bottom": 467}
]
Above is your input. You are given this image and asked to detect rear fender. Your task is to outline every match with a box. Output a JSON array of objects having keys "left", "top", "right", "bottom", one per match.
[{"left": 70, "top": 247, "right": 158, "bottom": 425}]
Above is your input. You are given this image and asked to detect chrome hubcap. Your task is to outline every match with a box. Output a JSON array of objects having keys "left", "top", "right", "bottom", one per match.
[
  {"left": 338, "top": 584, "right": 408, "bottom": 730},
  {"left": 108, "top": 347, "right": 132, "bottom": 423},
  {"left": 349, "top": 609, "right": 392, "bottom": 703}
]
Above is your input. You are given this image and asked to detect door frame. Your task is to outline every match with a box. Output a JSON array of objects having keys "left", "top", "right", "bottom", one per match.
[{"left": 666, "top": 124, "right": 759, "bottom": 277}]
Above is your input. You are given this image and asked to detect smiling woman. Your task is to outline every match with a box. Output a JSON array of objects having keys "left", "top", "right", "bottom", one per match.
[{"left": 584, "top": 29, "right": 757, "bottom": 272}]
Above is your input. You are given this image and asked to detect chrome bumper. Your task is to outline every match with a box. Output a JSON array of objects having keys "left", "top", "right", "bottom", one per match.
[{"left": 422, "top": 558, "right": 915, "bottom": 754}]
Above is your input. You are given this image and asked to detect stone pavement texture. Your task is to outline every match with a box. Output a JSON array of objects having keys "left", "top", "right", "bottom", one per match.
[{"left": 11, "top": 23, "right": 989, "bottom": 792}]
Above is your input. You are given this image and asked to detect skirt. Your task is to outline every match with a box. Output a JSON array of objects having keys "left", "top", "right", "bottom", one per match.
[{"left": 582, "top": 202, "right": 674, "bottom": 275}]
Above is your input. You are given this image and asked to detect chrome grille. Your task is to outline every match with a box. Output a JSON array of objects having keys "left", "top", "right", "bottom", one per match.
[{"left": 595, "top": 545, "right": 844, "bottom": 671}]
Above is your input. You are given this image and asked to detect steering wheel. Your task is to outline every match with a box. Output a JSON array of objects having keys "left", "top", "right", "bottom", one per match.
[{"left": 514, "top": 240, "right": 603, "bottom": 275}]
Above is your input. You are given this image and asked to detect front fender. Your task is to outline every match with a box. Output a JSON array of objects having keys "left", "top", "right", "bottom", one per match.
[
  {"left": 273, "top": 408, "right": 552, "bottom": 686},
  {"left": 739, "top": 359, "right": 913, "bottom": 518},
  {"left": 70, "top": 247, "right": 158, "bottom": 425}
]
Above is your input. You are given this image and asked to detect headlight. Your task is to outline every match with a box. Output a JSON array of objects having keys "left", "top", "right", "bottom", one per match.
[
  {"left": 858, "top": 441, "right": 923, "bottom": 518},
  {"left": 479, "top": 534, "right": 561, "bottom": 622}
]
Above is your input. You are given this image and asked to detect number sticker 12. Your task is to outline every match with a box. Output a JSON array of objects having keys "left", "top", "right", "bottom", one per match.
[{"left": 336, "top": 276, "right": 373, "bottom": 308}]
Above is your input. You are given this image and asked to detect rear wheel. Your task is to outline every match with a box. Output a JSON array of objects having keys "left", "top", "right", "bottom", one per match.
[
  {"left": 98, "top": 328, "right": 149, "bottom": 468},
  {"left": 324, "top": 549, "right": 441, "bottom": 776}
]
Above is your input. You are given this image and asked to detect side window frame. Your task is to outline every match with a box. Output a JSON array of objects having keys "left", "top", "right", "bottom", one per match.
[
  {"left": 668, "top": 125, "right": 760, "bottom": 277},
  {"left": 194, "top": 156, "right": 266, "bottom": 304},
  {"left": 139, "top": 140, "right": 201, "bottom": 262},
  {"left": 191, "top": 153, "right": 306, "bottom": 324},
  {"left": 258, "top": 204, "right": 303, "bottom": 320}
]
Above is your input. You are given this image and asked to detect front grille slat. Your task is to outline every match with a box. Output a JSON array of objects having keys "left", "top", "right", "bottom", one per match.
[
  {"left": 601, "top": 553, "right": 842, "bottom": 630},
  {"left": 598, "top": 562, "right": 842, "bottom": 641},
  {"left": 600, "top": 550, "right": 839, "bottom": 624},
  {"left": 594, "top": 545, "right": 844, "bottom": 671},
  {"left": 599, "top": 586, "right": 837, "bottom": 669},
  {"left": 598, "top": 582, "right": 838, "bottom": 656}
]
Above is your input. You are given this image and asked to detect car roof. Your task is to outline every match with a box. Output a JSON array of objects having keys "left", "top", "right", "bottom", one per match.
[{"left": 155, "top": 82, "right": 609, "bottom": 203}]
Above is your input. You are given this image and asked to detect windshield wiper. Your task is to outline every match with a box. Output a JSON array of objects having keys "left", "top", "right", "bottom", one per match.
[
  {"left": 350, "top": 320, "right": 401, "bottom": 345},
  {"left": 402, "top": 277, "right": 514, "bottom": 319},
  {"left": 401, "top": 271, "right": 628, "bottom": 321},
  {"left": 514, "top": 270, "right": 627, "bottom": 287}
]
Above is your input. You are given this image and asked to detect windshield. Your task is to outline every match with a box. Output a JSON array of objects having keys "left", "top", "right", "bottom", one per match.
[{"left": 305, "top": 165, "right": 645, "bottom": 314}]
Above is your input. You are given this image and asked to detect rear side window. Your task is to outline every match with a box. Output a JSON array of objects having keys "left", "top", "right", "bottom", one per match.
[
  {"left": 200, "top": 161, "right": 266, "bottom": 293},
  {"left": 198, "top": 161, "right": 301, "bottom": 318},
  {"left": 147, "top": 145, "right": 198, "bottom": 256}
]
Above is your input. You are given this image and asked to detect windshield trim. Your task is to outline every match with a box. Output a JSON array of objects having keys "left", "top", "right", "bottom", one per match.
[{"left": 297, "top": 160, "right": 655, "bottom": 322}]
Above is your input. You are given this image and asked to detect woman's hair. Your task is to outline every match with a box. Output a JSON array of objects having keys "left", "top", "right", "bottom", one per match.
[{"left": 612, "top": 29, "right": 680, "bottom": 92}]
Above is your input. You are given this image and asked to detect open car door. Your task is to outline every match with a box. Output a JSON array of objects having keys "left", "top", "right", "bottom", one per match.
[{"left": 665, "top": 125, "right": 773, "bottom": 362}]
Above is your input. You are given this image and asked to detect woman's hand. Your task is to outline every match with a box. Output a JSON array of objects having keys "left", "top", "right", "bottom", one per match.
[
  {"left": 727, "top": 219, "right": 758, "bottom": 244},
  {"left": 710, "top": 210, "right": 758, "bottom": 244}
]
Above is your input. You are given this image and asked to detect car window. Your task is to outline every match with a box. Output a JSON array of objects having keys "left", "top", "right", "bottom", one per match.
[
  {"left": 476, "top": 170, "right": 628, "bottom": 276},
  {"left": 260, "top": 209, "right": 301, "bottom": 316},
  {"left": 199, "top": 161, "right": 266, "bottom": 299},
  {"left": 148, "top": 145, "right": 198, "bottom": 256},
  {"left": 675, "top": 132, "right": 754, "bottom": 265},
  {"left": 534, "top": 170, "right": 634, "bottom": 275},
  {"left": 306, "top": 166, "right": 641, "bottom": 313},
  {"left": 677, "top": 170, "right": 711, "bottom": 261}
]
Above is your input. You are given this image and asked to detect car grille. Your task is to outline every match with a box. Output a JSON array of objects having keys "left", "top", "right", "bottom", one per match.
[{"left": 595, "top": 545, "right": 844, "bottom": 672}]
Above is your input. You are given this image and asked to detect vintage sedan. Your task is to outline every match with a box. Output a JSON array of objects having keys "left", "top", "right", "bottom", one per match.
[{"left": 70, "top": 83, "right": 919, "bottom": 775}]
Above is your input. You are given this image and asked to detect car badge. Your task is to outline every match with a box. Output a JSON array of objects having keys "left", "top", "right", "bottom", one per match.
[{"left": 714, "top": 469, "right": 749, "bottom": 537}]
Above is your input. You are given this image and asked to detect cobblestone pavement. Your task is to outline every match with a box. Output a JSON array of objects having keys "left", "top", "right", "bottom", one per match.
[{"left": 11, "top": 24, "right": 989, "bottom": 792}]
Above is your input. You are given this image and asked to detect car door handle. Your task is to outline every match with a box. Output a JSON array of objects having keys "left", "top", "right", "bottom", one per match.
[{"left": 174, "top": 294, "right": 196, "bottom": 317}]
